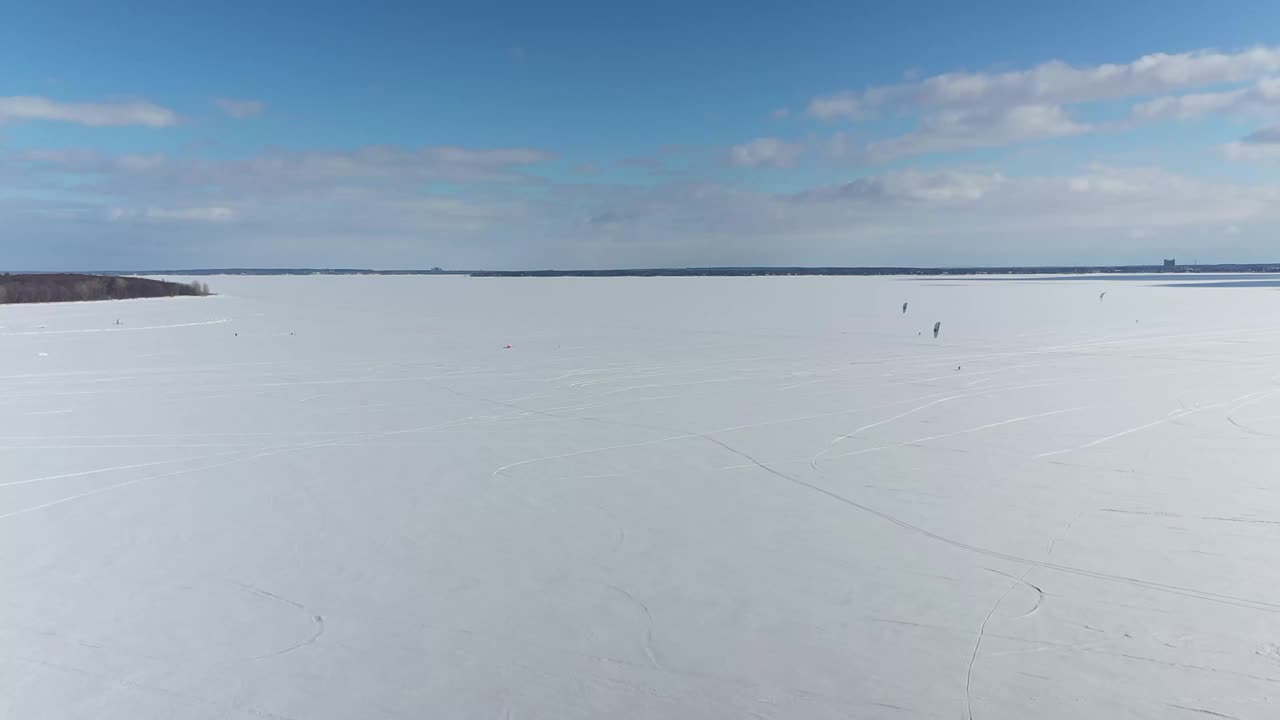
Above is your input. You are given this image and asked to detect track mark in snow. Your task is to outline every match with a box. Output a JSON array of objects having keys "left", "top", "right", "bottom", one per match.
[
  {"left": 1, "top": 443, "right": 266, "bottom": 450},
  {"left": 1100, "top": 508, "right": 1280, "bottom": 527},
  {"left": 1, "top": 413, "right": 538, "bottom": 521},
  {"left": 984, "top": 568, "right": 1044, "bottom": 619},
  {"left": 1167, "top": 705, "right": 1242, "bottom": 720},
  {"left": 807, "top": 370, "right": 1126, "bottom": 470},
  {"left": 712, "top": 435, "right": 1280, "bottom": 618},
  {"left": 826, "top": 407, "right": 1087, "bottom": 463},
  {"left": 716, "top": 407, "right": 1075, "bottom": 468},
  {"left": 236, "top": 582, "right": 306, "bottom": 609},
  {"left": 1099, "top": 508, "right": 1181, "bottom": 519},
  {"left": 0, "top": 430, "right": 368, "bottom": 441},
  {"left": 0, "top": 318, "right": 230, "bottom": 337},
  {"left": 606, "top": 584, "right": 662, "bottom": 670},
  {"left": 0, "top": 450, "right": 249, "bottom": 490},
  {"left": 596, "top": 376, "right": 748, "bottom": 397},
  {"left": 490, "top": 434, "right": 697, "bottom": 480},
  {"left": 964, "top": 569, "right": 1025, "bottom": 720},
  {"left": 1035, "top": 414, "right": 1185, "bottom": 458},
  {"left": 11, "top": 655, "right": 301, "bottom": 720},
  {"left": 708, "top": 407, "right": 1087, "bottom": 471},
  {"left": 236, "top": 583, "right": 325, "bottom": 660},
  {"left": 1036, "top": 390, "right": 1271, "bottom": 458},
  {"left": 0, "top": 476, "right": 162, "bottom": 520},
  {"left": 251, "top": 615, "right": 325, "bottom": 660},
  {"left": 777, "top": 377, "right": 827, "bottom": 391},
  {"left": 1046, "top": 511, "right": 1082, "bottom": 557},
  {"left": 1227, "top": 415, "right": 1276, "bottom": 437},
  {"left": 965, "top": 510, "right": 1076, "bottom": 719},
  {"left": 1255, "top": 643, "right": 1280, "bottom": 663},
  {"left": 810, "top": 394, "right": 965, "bottom": 469}
]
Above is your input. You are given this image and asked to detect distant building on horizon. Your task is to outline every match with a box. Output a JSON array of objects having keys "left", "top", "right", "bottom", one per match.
[{"left": 1163, "top": 258, "right": 1176, "bottom": 269}]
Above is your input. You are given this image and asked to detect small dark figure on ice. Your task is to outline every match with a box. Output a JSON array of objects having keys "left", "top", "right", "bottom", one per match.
[{"left": 933, "top": 321, "right": 941, "bottom": 339}]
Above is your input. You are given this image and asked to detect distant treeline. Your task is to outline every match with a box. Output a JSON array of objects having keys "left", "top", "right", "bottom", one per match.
[
  {"left": 0, "top": 274, "right": 210, "bottom": 305},
  {"left": 89, "top": 268, "right": 462, "bottom": 276},
  {"left": 470, "top": 264, "right": 1280, "bottom": 278},
  {"left": 38, "top": 263, "right": 1280, "bottom": 279}
]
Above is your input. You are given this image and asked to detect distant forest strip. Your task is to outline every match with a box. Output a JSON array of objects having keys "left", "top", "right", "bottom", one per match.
[
  {"left": 0, "top": 274, "right": 210, "bottom": 304},
  {"left": 469, "top": 264, "right": 1280, "bottom": 277},
  {"left": 76, "top": 263, "right": 1280, "bottom": 277}
]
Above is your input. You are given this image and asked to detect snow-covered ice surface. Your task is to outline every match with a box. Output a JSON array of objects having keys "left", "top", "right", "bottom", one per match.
[{"left": 5, "top": 274, "right": 1280, "bottom": 719}]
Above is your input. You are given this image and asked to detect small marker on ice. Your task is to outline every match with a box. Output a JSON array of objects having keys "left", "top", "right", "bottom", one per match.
[{"left": 902, "top": 302, "right": 908, "bottom": 314}]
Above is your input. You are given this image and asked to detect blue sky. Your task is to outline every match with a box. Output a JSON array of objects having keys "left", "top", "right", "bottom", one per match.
[{"left": 4, "top": 1, "right": 1280, "bottom": 269}]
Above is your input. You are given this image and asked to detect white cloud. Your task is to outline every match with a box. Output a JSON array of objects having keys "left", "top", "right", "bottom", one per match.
[
  {"left": 0, "top": 96, "right": 177, "bottom": 127},
  {"left": 799, "top": 170, "right": 1007, "bottom": 203},
  {"left": 912, "top": 49, "right": 1280, "bottom": 109},
  {"left": 807, "top": 92, "right": 876, "bottom": 120},
  {"left": 819, "top": 132, "right": 857, "bottom": 162},
  {"left": 6, "top": 143, "right": 1280, "bottom": 269},
  {"left": 1222, "top": 142, "right": 1280, "bottom": 161},
  {"left": 771, "top": 107, "right": 791, "bottom": 120},
  {"left": 247, "top": 146, "right": 552, "bottom": 184},
  {"left": 806, "top": 47, "right": 1280, "bottom": 161},
  {"left": 109, "top": 207, "right": 235, "bottom": 222},
  {"left": 797, "top": 167, "right": 1278, "bottom": 236},
  {"left": 729, "top": 137, "right": 804, "bottom": 168},
  {"left": 2, "top": 144, "right": 557, "bottom": 268},
  {"left": 116, "top": 154, "right": 168, "bottom": 171},
  {"left": 1242, "top": 124, "right": 1280, "bottom": 144},
  {"left": 811, "top": 47, "right": 1280, "bottom": 120},
  {"left": 1131, "top": 77, "right": 1280, "bottom": 121},
  {"left": 15, "top": 149, "right": 169, "bottom": 174},
  {"left": 1222, "top": 123, "right": 1280, "bottom": 161},
  {"left": 1131, "top": 89, "right": 1247, "bottom": 121},
  {"left": 213, "top": 98, "right": 265, "bottom": 119},
  {"left": 807, "top": 88, "right": 899, "bottom": 121},
  {"left": 1066, "top": 174, "right": 1143, "bottom": 195},
  {"left": 565, "top": 166, "right": 1280, "bottom": 267},
  {"left": 866, "top": 105, "right": 1088, "bottom": 161},
  {"left": 18, "top": 144, "right": 554, "bottom": 187}
]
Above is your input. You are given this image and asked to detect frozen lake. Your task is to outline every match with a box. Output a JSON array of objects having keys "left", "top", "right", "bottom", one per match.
[{"left": 4, "top": 274, "right": 1280, "bottom": 719}]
